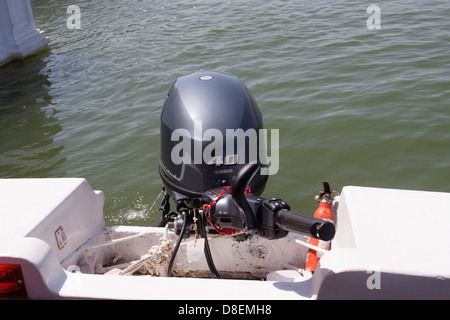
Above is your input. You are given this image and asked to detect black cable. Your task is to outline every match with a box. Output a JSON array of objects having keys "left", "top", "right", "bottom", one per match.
[
  {"left": 199, "top": 210, "right": 221, "bottom": 279},
  {"left": 167, "top": 211, "right": 187, "bottom": 277}
]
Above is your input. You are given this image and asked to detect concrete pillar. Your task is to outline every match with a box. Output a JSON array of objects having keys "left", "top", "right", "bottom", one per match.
[{"left": 0, "top": 0, "right": 49, "bottom": 67}]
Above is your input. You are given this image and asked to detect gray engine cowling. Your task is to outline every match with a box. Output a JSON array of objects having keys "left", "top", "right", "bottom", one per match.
[{"left": 159, "top": 70, "right": 268, "bottom": 201}]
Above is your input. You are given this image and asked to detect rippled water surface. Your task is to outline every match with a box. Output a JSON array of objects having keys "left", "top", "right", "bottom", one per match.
[{"left": 1, "top": 0, "right": 449, "bottom": 225}]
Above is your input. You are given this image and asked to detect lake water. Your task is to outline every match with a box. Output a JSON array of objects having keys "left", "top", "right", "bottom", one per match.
[{"left": 1, "top": 0, "right": 449, "bottom": 226}]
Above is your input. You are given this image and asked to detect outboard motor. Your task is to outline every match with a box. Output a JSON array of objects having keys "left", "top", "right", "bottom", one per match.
[
  {"left": 157, "top": 70, "right": 335, "bottom": 278},
  {"left": 159, "top": 70, "right": 268, "bottom": 204}
]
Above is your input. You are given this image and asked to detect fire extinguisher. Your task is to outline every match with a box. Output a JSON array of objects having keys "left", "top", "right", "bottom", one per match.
[{"left": 305, "top": 181, "right": 336, "bottom": 273}]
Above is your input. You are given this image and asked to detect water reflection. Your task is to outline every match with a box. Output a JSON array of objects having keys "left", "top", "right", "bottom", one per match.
[{"left": 0, "top": 52, "right": 66, "bottom": 178}]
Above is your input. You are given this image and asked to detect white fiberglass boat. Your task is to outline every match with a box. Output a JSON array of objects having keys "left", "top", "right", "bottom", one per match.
[
  {"left": 1, "top": 178, "right": 449, "bottom": 300},
  {"left": 1, "top": 71, "right": 449, "bottom": 300}
]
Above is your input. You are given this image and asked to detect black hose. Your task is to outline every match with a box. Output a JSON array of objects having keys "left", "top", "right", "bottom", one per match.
[
  {"left": 167, "top": 211, "right": 187, "bottom": 277},
  {"left": 231, "top": 163, "right": 259, "bottom": 231},
  {"left": 199, "top": 211, "right": 221, "bottom": 279}
]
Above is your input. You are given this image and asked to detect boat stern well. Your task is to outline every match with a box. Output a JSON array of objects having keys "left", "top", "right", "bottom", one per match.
[
  {"left": 61, "top": 225, "right": 310, "bottom": 279},
  {"left": 58, "top": 226, "right": 318, "bottom": 300},
  {"left": 2, "top": 235, "right": 314, "bottom": 300}
]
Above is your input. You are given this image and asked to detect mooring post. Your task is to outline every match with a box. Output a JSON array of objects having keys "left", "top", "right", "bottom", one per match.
[{"left": 0, "top": 0, "right": 49, "bottom": 67}]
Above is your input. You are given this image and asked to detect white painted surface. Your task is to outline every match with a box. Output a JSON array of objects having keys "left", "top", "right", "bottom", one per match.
[
  {"left": 333, "top": 186, "right": 450, "bottom": 255},
  {"left": 0, "top": 0, "right": 49, "bottom": 66},
  {"left": 0, "top": 178, "right": 105, "bottom": 262},
  {"left": 316, "top": 186, "right": 450, "bottom": 299}
]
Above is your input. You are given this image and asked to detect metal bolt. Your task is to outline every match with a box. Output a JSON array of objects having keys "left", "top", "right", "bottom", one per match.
[{"left": 254, "top": 246, "right": 267, "bottom": 258}]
